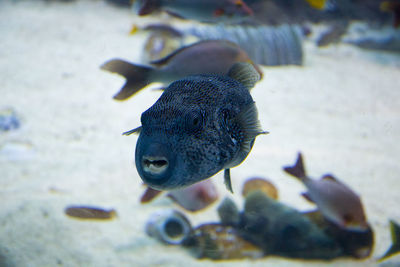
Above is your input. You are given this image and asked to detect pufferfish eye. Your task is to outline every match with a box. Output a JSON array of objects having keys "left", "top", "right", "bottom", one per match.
[{"left": 185, "top": 109, "right": 204, "bottom": 132}]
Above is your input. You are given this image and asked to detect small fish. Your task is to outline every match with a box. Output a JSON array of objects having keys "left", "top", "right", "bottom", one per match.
[
  {"left": 140, "top": 179, "right": 219, "bottom": 212},
  {"left": 101, "top": 40, "right": 262, "bottom": 100},
  {"left": 64, "top": 205, "right": 117, "bottom": 220},
  {"left": 134, "top": 0, "right": 253, "bottom": 22},
  {"left": 130, "top": 62, "right": 267, "bottom": 192},
  {"left": 380, "top": 1, "right": 400, "bottom": 28},
  {"left": 283, "top": 152, "right": 368, "bottom": 232},
  {"left": 378, "top": 220, "right": 400, "bottom": 261}
]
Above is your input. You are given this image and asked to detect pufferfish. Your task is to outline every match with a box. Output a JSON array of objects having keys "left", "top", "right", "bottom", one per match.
[{"left": 124, "top": 62, "right": 267, "bottom": 192}]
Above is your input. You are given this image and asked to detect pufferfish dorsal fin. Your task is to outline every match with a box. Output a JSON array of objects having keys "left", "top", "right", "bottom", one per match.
[{"left": 227, "top": 62, "right": 260, "bottom": 90}]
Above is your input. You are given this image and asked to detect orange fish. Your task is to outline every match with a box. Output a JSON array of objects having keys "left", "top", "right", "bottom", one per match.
[{"left": 283, "top": 152, "right": 368, "bottom": 232}]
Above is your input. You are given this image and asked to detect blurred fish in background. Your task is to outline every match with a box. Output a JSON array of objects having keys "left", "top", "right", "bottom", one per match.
[
  {"left": 101, "top": 40, "right": 262, "bottom": 100},
  {"left": 132, "top": 0, "right": 254, "bottom": 23}
]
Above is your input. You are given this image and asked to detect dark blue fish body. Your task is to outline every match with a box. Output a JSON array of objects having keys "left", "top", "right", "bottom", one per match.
[{"left": 132, "top": 63, "right": 265, "bottom": 191}]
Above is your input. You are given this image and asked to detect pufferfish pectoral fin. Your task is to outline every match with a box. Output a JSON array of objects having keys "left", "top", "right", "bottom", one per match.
[
  {"left": 224, "top": 169, "right": 234, "bottom": 193},
  {"left": 225, "top": 101, "right": 268, "bottom": 170},
  {"left": 122, "top": 126, "right": 142, "bottom": 136},
  {"left": 378, "top": 220, "right": 400, "bottom": 261},
  {"left": 237, "top": 102, "right": 268, "bottom": 154}
]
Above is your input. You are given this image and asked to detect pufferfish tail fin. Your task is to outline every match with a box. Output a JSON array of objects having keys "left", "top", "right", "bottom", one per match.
[{"left": 227, "top": 62, "right": 260, "bottom": 90}]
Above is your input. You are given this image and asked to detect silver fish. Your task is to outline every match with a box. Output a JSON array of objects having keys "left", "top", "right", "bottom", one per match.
[{"left": 283, "top": 152, "right": 368, "bottom": 232}]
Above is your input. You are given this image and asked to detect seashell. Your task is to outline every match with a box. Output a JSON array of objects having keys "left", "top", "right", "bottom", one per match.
[
  {"left": 140, "top": 180, "right": 219, "bottom": 212},
  {"left": 64, "top": 205, "right": 117, "bottom": 220},
  {"left": 217, "top": 197, "right": 240, "bottom": 226},
  {"left": 141, "top": 24, "right": 184, "bottom": 63},
  {"left": 145, "top": 209, "right": 192, "bottom": 245},
  {"left": 241, "top": 177, "right": 278, "bottom": 199},
  {"left": 167, "top": 179, "right": 218, "bottom": 212},
  {"left": 184, "top": 223, "right": 264, "bottom": 260},
  {"left": 0, "top": 107, "right": 20, "bottom": 132}
]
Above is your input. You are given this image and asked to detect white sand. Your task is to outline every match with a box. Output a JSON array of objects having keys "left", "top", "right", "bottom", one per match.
[{"left": 1, "top": 1, "right": 400, "bottom": 266}]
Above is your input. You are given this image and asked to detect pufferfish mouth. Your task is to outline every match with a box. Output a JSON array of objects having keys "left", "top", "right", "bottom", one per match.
[{"left": 142, "top": 156, "right": 169, "bottom": 175}]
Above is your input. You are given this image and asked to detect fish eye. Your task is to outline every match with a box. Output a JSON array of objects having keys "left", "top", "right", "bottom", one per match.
[{"left": 185, "top": 110, "right": 204, "bottom": 132}]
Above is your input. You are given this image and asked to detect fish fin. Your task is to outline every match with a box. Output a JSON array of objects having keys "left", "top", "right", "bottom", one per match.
[
  {"left": 236, "top": 101, "right": 267, "bottom": 156},
  {"left": 100, "top": 59, "right": 153, "bottom": 100},
  {"left": 283, "top": 152, "right": 306, "bottom": 179},
  {"left": 122, "top": 126, "right": 142, "bottom": 136},
  {"left": 321, "top": 174, "right": 349, "bottom": 187},
  {"left": 227, "top": 62, "right": 260, "bottom": 90},
  {"left": 137, "top": 0, "right": 160, "bottom": 16},
  {"left": 378, "top": 220, "right": 400, "bottom": 261},
  {"left": 224, "top": 169, "right": 234, "bottom": 193},
  {"left": 301, "top": 192, "right": 315, "bottom": 203},
  {"left": 321, "top": 174, "right": 338, "bottom": 181},
  {"left": 140, "top": 187, "right": 163, "bottom": 203}
]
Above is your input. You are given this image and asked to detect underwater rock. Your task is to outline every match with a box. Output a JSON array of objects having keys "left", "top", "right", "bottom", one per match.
[
  {"left": 303, "top": 210, "right": 374, "bottom": 259},
  {"left": 183, "top": 223, "right": 264, "bottom": 260},
  {"left": 217, "top": 197, "right": 240, "bottom": 226},
  {"left": 241, "top": 177, "right": 278, "bottom": 199},
  {"left": 64, "top": 205, "right": 117, "bottom": 220},
  {"left": 240, "top": 191, "right": 342, "bottom": 259},
  {"left": 0, "top": 107, "right": 20, "bottom": 132},
  {"left": 145, "top": 209, "right": 192, "bottom": 245}
]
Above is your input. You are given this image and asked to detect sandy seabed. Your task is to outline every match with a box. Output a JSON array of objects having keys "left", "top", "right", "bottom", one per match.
[{"left": 1, "top": 1, "right": 400, "bottom": 266}]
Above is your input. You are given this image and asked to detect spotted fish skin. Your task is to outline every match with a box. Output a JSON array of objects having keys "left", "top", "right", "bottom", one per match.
[{"left": 134, "top": 63, "right": 265, "bottom": 191}]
